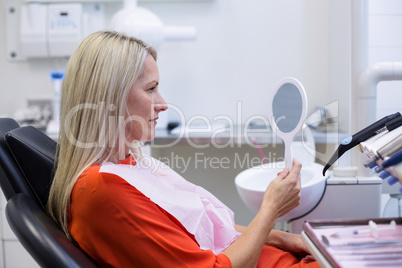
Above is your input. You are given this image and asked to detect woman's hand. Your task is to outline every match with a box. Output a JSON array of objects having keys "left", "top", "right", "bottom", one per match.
[
  {"left": 268, "top": 231, "right": 308, "bottom": 253},
  {"left": 280, "top": 232, "right": 315, "bottom": 262},
  {"left": 266, "top": 231, "right": 315, "bottom": 262},
  {"left": 260, "top": 159, "right": 302, "bottom": 218}
]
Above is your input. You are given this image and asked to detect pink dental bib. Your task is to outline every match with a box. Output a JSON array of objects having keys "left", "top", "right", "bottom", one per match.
[{"left": 99, "top": 155, "right": 240, "bottom": 254}]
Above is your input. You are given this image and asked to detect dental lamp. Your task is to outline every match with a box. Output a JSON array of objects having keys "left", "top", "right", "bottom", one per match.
[{"left": 111, "top": 0, "right": 197, "bottom": 48}]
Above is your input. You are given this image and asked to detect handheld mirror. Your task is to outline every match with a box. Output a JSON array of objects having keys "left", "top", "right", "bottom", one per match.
[{"left": 268, "top": 77, "right": 308, "bottom": 169}]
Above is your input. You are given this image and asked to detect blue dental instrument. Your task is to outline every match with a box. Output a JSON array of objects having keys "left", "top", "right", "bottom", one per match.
[{"left": 382, "top": 149, "right": 402, "bottom": 169}]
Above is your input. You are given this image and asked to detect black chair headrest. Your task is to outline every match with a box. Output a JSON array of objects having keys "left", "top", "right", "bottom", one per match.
[
  {"left": 6, "top": 126, "right": 57, "bottom": 209},
  {"left": 0, "top": 118, "right": 35, "bottom": 200}
]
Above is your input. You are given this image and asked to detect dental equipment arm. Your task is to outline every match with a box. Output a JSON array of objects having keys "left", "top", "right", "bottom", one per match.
[{"left": 322, "top": 111, "right": 401, "bottom": 176}]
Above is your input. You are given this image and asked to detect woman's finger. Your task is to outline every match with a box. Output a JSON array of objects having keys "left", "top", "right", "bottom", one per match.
[
  {"left": 290, "top": 158, "right": 302, "bottom": 176},
  {"left": 277, "top": 167, "right": 289, "bottom": 177}
]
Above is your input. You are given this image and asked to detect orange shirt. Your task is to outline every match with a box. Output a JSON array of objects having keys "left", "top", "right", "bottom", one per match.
[{"left": 69, "top": 157, "right": 320, "bottom": 268}]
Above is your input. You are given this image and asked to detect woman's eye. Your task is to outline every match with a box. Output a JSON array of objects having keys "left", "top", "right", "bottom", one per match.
[{"left": 147, "top": 87, "right": 156, "bottom": 93}]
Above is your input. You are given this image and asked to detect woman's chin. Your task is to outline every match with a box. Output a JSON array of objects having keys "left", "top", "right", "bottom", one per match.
[
  {"left": 126, "top": 128, "right": 155, "bottom": 143},
  {"left": 142, "top": 130, "right": 155, "bottom": 143}
]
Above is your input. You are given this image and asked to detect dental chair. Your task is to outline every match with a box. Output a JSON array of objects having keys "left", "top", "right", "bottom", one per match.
[{"left": 0, "top": 118, "right": 97, "bottom": 267}]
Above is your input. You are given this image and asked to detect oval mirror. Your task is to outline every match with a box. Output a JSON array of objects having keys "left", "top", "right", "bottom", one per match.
[{"left": 269, "top": 77, "right": 308, "bottom": 169}]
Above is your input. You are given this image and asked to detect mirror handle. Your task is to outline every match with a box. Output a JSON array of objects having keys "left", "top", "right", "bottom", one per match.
[{"left": 284, "top": 139, "right": 293, "bottom": 169}]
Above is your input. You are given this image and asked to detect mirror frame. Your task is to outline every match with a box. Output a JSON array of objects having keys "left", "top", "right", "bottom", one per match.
[{"left": 268, "top": 77, "right": 308, "bottom": 168}]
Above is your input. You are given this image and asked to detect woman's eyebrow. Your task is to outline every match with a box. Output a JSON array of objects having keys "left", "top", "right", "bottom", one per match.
[{"left": 145, "top": 80, "right": 159, "bottom": 87}]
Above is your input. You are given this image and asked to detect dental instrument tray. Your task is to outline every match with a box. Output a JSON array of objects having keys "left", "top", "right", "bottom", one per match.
[{"left": 302, "top": 218, "right": 402, "bottom": 268}]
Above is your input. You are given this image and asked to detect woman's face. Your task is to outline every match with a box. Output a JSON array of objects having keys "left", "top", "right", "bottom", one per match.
[{"left": 125, "top": 54, "right": 167, "bottom": 143}]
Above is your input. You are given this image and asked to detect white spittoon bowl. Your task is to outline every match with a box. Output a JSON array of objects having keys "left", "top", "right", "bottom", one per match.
[{"left": 235, "top": 161, "right": 328, "bottom": 221}]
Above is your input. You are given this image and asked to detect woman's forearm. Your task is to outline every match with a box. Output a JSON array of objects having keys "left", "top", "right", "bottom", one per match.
[
  {"left": 265, "top": 229, "right": 285, "bottom": 248},
  {"left": 235, "top": 225, "right": 284, "bottom": 247}
]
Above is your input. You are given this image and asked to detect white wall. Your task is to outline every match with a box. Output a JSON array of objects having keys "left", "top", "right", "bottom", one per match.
[
  {"left": 0, "top": 0, "right": 341, "bottom": 130},
  {"left": 150, "top": 0, "right": 332, "bottom": 126},
  {"left": 328, "top": 0, "right": 352, "bottom": 135}
]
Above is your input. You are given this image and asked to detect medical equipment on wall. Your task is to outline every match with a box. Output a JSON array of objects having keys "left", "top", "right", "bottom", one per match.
[
  {"left": 6, "top": 2, "right": 105, "bottom": 59},
  {"left": 235, "top": 77, "right": 383, "bottom": 234},
  {"left": 6, "top": 0, "right": 196, "bottom": 60}
]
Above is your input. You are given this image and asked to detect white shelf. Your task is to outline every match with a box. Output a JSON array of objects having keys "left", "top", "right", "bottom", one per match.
[{"left": 152, "top": 127, "right": 347, "bottom": 147}]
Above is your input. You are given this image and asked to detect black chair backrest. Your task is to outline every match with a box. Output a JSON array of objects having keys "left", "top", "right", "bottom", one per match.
[
  {"left": 6, "top": 125, "right": 57, "bottom": 209},
  {"left": 0, "top": 118, "right": 98, "bottom": 267},
  {"left": 0, "top": 118, "right": 36, "bottom": 200},
  {"left": 6, "top": 193, "right": 98, "bottom": 268}
]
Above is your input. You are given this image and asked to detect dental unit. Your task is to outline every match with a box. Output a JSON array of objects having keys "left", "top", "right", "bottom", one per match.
[
  {"left": 355, "top": 62, "right": 402, "bottom": 178},
  {"left": 364, "top": 133, "right": 402, "bottom": 168},
  {"left": 365, "top": 126, "right": 402, "bottom": 157},
  {"left": 360, "top": 116, "right": 402, "bottom": 154},
  {"left": 322, "top": 110, "right": 402, "bottom": 191},
  {"left": 322, "top": 112, "right": 401, "bottom": 176}
]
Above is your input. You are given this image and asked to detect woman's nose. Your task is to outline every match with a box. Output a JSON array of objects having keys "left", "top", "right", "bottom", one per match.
[{"left": 154, "top": 91, "right": 168, "bottom": 112}]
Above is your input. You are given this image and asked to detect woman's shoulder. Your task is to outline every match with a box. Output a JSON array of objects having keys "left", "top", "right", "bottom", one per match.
[
  {"left": 74, "top": 163, "right": 137, "bottom": 197},
  {"left": 70, "top": 161, "right": 171, "bottom": 229},
  {"left": 72, "top": 160, "right": 162, "bottom": 212}
]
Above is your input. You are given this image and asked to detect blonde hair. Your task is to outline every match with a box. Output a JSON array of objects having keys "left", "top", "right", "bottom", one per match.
[{"left": 47, "top": 31, "right": 157, "bottom": 237}]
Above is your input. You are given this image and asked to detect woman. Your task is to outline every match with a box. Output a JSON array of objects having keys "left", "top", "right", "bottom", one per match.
[{"left": 47, "top": 31, "right": 319, "bottom": 267}]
